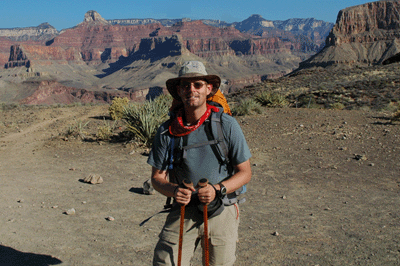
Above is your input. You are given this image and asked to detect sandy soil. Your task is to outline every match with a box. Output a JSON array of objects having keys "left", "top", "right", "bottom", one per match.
[{"left": 1, "top": 105, "right": 399, "bottom": 265}]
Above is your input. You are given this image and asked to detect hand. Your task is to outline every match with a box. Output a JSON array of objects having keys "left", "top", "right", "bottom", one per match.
[
  {"left": 174, "top": 186, "right": 194, "bottom": 206},
  {"left": 197, "top": 184, "right": 217, "bottom": 205}
]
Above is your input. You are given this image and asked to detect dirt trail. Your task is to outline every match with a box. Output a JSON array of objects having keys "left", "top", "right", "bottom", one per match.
[{"left": 1, "top": 106, "right": 400, "bottom": 265}]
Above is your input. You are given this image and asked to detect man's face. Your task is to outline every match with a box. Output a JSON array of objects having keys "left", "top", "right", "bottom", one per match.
[{"left": 177, "top": 79, "right": 212, "bottom": 109}]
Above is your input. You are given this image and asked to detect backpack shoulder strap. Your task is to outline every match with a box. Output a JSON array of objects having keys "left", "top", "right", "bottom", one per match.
[
  {"left": 211, "top": 110, "right": 229, "bottom": 163},
  {"left": 209, "top": 109, "right": 247, "bottom": 197},
  {"left": 204, "top": 109, "right": 230, "bottom": 166}
]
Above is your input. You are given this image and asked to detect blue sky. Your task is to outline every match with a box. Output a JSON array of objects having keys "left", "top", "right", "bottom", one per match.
[{"left": 1, "top": 0, "right": 374, "bottom": 30}]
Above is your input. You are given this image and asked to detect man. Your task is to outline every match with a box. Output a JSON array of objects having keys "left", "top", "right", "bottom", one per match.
[{"left": 147, "top": 61, "right": 251, "bottom": 266}]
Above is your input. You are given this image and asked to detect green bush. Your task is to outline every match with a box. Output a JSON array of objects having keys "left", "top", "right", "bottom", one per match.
[
  {"left": 65, "top": 119, "right": 90, "bottom": 140},
  {"left": 232, "top": 98, "right": 262, "bottom": 116},
  {"left": 330, "top": 102, "right": 345, "bottom": 110},
  {"left": 255, "top": 91, "right": 288, "bottom": 108},
  {"left": 0, "top": 103, "right": 19, "bottom": 111},
  {"left": 122, "top": 95, "right": 172, "bottom": 146},
  {"left": 96, "top": 118, "right": 117, "bottom": 140},
  {"left": 392, "top": 109, "right": 400, "bottom": 122},
  {"left": 109, "top": 97, "right": 130, "bottom": 120}
]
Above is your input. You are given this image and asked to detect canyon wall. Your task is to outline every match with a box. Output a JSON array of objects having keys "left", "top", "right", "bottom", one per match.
[
  {"left": 301, "top": 0, "right": 400, "bottom": 68},
  {"left": 0, "top": 10, "right": 333, "bottom": 104}
]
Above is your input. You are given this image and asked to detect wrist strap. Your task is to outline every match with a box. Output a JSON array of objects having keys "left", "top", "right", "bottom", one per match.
[
  {"left": 209, "top": 183, "right": 219, "bottom": 199},
  {"left": 173, "top": 185, "right": 179, "bottom": 196}
]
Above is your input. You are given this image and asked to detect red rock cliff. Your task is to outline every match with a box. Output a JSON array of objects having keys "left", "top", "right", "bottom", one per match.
[
  {"left": 6, "top": 44, "right": 84, "bottom": 68},
  {"left": 327, "top": 0, "right": 400, "bottom": 45},
  {"left": 301, "top": 0, "right": 400, "bottom": 67}
]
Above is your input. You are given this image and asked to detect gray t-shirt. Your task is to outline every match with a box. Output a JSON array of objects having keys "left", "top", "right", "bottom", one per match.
[{"left": 147, "top": 113, "right": 251, "bottom": 186}]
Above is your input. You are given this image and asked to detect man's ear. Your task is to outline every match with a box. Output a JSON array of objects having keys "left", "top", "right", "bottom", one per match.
[{"left": 206, "top": 84, "right": 213, "bottom": 96}]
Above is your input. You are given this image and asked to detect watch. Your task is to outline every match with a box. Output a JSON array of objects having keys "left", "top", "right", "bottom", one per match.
[{"left": 219, "top": 183, "right": 227, "bottom": 198}]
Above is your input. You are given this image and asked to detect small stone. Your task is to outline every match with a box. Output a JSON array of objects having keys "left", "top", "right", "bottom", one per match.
[
  {"left": 281, "top": 195, "right": 287, "bottom": 200},
  {"left": 272, "top": 231, "right": 279, "bottom": 236},
  {"left": 84, "top": 174, "right": 103, "bottom": 184},
  {"left": 17, "top": 199, "right": 24, "bottom": 203},
  {"left": 65, "top": 208, "right": 76, "bottom": 215},
  {"left": 52, "top": 206, "right": 58, "bottom": 209},
  {"left": 354, "top": 154, "right": 367, "bottom": 161},
  {"left": 106, "top": 216, "right": 115, "bottom": 221},
  {"left": 369, "top": 163, "right": 375, "bottom": 166}
]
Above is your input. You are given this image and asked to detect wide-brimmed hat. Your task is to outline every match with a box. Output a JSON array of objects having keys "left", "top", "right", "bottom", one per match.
[{"left": 166, "top": 61, "right": 221, "bottom": 100}]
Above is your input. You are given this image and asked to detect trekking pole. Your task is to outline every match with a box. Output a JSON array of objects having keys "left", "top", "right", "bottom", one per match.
[
  {"left": 197, "top": 178, "right": 209, "bottom": 266},
  {"left": 178, "top": 179, "right": 193, "bottom": 266}
]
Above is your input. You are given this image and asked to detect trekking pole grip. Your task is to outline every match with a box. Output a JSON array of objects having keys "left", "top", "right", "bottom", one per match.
[
  {"left": 182, "top": 179, "right": 194, "bottom": 189},
  {"left": 197, "top": 178, "right": 208, "bottom": 188}
]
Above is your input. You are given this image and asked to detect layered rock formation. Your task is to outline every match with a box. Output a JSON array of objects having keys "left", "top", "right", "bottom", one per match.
[
  {"left": 230, "top": 15, "right": 333, "bottom": 51},
  {"left": 0, "top": 23, "right": 59, "bottom": 67},
  {"left": 110, "top": 14, "right": 334, "bottom": 52},
  {"left": 0, "top": 10, "right": 330, "bottom": 104},
  {"left": 0, "top": 23, "right": 58, "bottom": 42},
  {"left": 5, "top": 11, "right": 300, "bottom": 71},
  {"left": 0, "top": 37, "right": 15, "bottom": 67},
  {"left": 19, "top": 80, "right": 152, "bottom": 105},
  {"left": 301, "top": 0, "right": 400, "bottom": 68},
  {"left": 6, "top": 44, "right": 84, "bottom": 68}
]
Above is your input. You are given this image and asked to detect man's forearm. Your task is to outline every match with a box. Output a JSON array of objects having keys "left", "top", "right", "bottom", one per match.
[
  {"left": 217, "top": 160, "right": 252, "bottom": 194},
  {"left": 150, "top": 167, "right": 178, "bottom": 198}
]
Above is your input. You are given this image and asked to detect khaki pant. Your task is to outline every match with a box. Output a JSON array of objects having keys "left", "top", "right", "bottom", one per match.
[{"left": 153, "top": 204, "right": 240, "bottom": 266}]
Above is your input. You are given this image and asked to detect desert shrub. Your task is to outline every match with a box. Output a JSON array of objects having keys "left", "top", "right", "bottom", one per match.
[
  {"left": 296, "top": 95, "right": 322, "bottom": 109},
  {"left": 392, "top": 109, "right": 400, "bottom": 122},
  {"left": 122, "top": 94, "right": 172, "bottom": 146},
  {"left": 330, "top": 102, "right": 345, "bottom": 110},
  {"left": 232, "top": 98, "right": 262, "bottom": 116},
  {"left": 381, "top": 101, "right": 399, "bottom": 113},
  {"left": 65, "top": 119, "right": 90, "bottom": 140},
  {"left": 255, "top": 91, "right": 288, "bottom": 108},
  {"left": 0, "top": 103, "right": 19, "bottom": 111},
  {"left": 96, "top": 118, "right": 117, "bottom": 140},
  {"left": 109, "top": 97, "right": 130, "bottom": 120}
]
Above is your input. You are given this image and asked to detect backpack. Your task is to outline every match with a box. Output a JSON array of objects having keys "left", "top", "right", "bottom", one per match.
[
  {"left": 139, "top": 102, "right": 245, "bottom": 226},
  {"left": 165, "top": 103, "right": 246, "bottom": 208}
]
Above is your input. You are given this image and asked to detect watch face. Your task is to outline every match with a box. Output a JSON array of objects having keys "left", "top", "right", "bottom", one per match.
[{"left": 221, "top": 186, "right": 227, "bottom": 196}]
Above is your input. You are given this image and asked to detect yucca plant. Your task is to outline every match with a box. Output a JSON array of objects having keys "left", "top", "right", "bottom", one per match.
[
  {"left": 255, "top": 91, "right": 288, "bottom": 108},
  {"left": 231, "top": 98, "right": 262, "bottom": 116},
  {"left": 66, "top": 119, "right": 90, "bottom": 140},
  {"left": 122, "top": 95, "right": 172, "bottom": 146}
]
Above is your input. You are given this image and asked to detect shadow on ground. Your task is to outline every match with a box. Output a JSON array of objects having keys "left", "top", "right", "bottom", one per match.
[{"left": 0, "top": 245, "right": 62, "bottom": 266}]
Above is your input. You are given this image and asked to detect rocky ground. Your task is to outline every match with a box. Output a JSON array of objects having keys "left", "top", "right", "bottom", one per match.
[
  {"left": 1, "top": 103, "right": 399, "bottom": 265},
  {"left": 231, "top": 63, "right": 400, "bottom": 111}
]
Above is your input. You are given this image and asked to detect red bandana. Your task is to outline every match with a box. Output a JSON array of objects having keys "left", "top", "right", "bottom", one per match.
[{"left": 169, "top": 104, "right": 219, "bottom": 137}]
